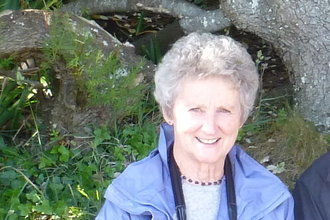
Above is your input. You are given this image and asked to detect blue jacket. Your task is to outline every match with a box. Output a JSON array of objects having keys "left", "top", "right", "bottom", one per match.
[{"left": 96, "top": 123, "right": 294, "bottom": 219}]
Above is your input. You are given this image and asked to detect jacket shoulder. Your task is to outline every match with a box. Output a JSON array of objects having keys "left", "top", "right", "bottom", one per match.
[
  {"left": 230, "top": 146, "right": 293, "bottom": 219},
  {"left": 104, "top": 147, "right": 172, "bottom": 204},
  {"left": 112, "top": 149, "right": 167, "bottom": 194},
  {"left": 101, "top": 148, "right": 173, "bottom": 218},
  {"left": 231, "top": 146, "right": 284, "bottom": 184}
]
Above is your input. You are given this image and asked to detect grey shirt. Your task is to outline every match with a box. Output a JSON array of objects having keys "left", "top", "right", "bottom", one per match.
[{"left": 174, "top": 182, "right": 221, "bottom": 220}]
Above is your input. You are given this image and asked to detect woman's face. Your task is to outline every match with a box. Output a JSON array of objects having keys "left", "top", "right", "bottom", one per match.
[{"left": 166, "top": 77, "right": 242, "bottom": 165}]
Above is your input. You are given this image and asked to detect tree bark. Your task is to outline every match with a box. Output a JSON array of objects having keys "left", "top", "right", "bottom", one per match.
[{"left": 220, "top": 0, "right": 330, "bottom": 132}]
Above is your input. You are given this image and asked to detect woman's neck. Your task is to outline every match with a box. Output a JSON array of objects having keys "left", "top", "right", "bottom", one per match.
[{"left": 173, "top": 146, "right": 225, "bottom": 183}]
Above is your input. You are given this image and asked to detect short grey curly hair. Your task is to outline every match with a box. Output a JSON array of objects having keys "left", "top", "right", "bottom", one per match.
[{"left": 154, "top": 32, "right": 259, "bottom": 123}]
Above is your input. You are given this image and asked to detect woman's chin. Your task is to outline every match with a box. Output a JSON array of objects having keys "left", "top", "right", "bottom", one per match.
[
  {"left": 193, "top": 152, "right": 222, "bottom": 164},
  {"left": 192, "top": 144, "right": 227, "bottom": 164}
]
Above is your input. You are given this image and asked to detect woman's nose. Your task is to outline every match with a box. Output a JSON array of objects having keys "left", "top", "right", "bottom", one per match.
[{"left": 201, "top": 113, "right": 217, "bottom": 135}]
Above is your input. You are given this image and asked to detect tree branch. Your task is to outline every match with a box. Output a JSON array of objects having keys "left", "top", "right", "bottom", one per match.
[{"left": 60, "top": 0, "right": 232, "bottom": 33}]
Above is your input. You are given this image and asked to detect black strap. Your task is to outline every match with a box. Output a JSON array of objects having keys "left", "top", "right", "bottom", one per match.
[
  {"left": 169, "top": 145, "right": 237, "bottom": 220},
  {"left": 225, "top": 156, "right": 237, "bottom": 220},
  {"left": 169, "top": 145, "right": 186, "bottom": 220}
]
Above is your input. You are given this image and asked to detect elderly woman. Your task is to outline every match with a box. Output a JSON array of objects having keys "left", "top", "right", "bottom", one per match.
[{"left": 96, "top": 32, "right": 294, "bottom": 219}]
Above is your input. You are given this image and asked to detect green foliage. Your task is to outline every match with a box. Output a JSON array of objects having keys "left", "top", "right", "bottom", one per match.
[
  {"left": 0, "top": 56, "right": 14, "bottom": 69},
  {"left": 0, "top": 79, "right": 31, "bottom": 129},
  {"left": 190, "top": 0, "right": 210, "bottom": 9},
  {"left": 0, "top": 58, "right": 36, "bottom": 130},
  {"left": 0, "top": 4, "right": 160, "bottom": 219},
  {"left": 237, "top": 100, "right": 281, "bottom": 142},
  {"left": 0, "top": 118, "right": 159, "bottom": 219},
  {"left": 0, "top": 0, "right": 21, "bottom": 11},
  {"left": 0, "top": 73, "right": 160, "bottom": 219},
  {"left": 42, "top": 12, "right": 146, "bottom": 118},
  {"left": 135, "top": 12, "right": 146, "bottom": 36},
  {"left": 141, "top": 37, "right": 162, "bottom": 64},
  {"left": 241, "top": 101, "right": 330, "bottom": 189},
  {"left": 83, "top": 53, "right": 145, "bottom": 115},
  {"left": 275, "top": 108, "right": 329, "bottom": 167},
  {"left": 120, "top": 122, "right": 158, "bottom": 161},
  {"left": 0, "top": 0, "right": 63, "bottom": 11}
]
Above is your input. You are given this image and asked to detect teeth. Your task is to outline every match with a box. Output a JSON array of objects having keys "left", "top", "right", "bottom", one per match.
[{"left": 197, "top": 138, "right": 219, "bottom": 144}]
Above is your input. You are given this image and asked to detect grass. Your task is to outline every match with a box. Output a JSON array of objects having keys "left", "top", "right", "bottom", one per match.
[
  {"left": 240, "top": 104, "right": 330, "bottom": 190},
  {"left": 0, "top": 111, "right": 161, "bottom": 219},
  {"left": 269, "top": 108, "right": 329, "bottom": 189}
]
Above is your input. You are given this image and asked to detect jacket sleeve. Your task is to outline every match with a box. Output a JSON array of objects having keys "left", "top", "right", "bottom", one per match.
[
  {"left": 293, "top": 180, "right": 324, "bottom": 220},
  {"left": 260, "top": 196, "right": 295, "bottom": 220}
]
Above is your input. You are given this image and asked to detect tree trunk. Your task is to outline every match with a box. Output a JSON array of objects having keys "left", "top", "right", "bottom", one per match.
[
  {"left": 0, "top": 10, "right": 155, "bottom": 144},
  {"left": 220, "top": 0, "right": 330, "bottom": 132}
]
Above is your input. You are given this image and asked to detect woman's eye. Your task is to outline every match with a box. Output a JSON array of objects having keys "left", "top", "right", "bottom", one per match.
[
  {"left": 190, "top": 108, "right": 201, "bottom": 112},
  {"left": 218, "top": 109, "right": 230, "bottom": 113}
]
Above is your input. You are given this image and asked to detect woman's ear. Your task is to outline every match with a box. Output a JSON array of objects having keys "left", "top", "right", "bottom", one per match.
[
  {"left": 239, "top": 119, "right": 246, "bottom": 129},
  {"left": 162, "top": 108, "right": 173, "bottom": 125}
]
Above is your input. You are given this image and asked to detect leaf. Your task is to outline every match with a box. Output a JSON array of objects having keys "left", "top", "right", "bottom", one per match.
[
  {"left": 18, "top": 204, "right": 30, "bottom": 217},
  {"left": 26, "top": 190, "right": 40, "bottom": 203},
  {"left": 257, "top": 50, "right": 263, "bottom": 59},
  {"left": 50, "top": 145, "right": 60, "bottom": 154},
  {"left": 153, "top": 37, "right": 162, "bottom": 64},
  {"left": 2, "top": 0, "right": 21, "bottom": 10},
  {"left": 59, "top": 153, "right": 69, "bottom": 163},
  {"left": 0, "top": 80, "right": 21, "bottom": 127},
  {"left": 7, "top": 213, "right": 19, "bottom": 220},
  {"left": 34, "top": 199, "right": 53, "bottom": 215},
  {"left": 49, "top": 182, "right": 64, "bottom": 192},
  {"left": 38, "top": 156, "right": 54, "bottom": 169},
  {"left": 12, "top": 85, "right": 30, "bottom": 129},
  {"left": 0, "top": 136, "right": 7, "bottom": 148},
  {"left": 58, "top": 145, "right": 70, "bottom": 162},
  {"left": 87, "top": 164, "right": 97, "bottom": 174},
  {"left": 0, "top": 170, "right": 16, "bottom": 181},
  {"left": 11, "top": 179, "right": 25, "bottom": 189},
  {"left": 260, "top": 156, "right": 270, "bottom": 164},
  {"left": 94, "top": 128, "right": 102, "bottom": 139},
  {"left": 77, "top": 185, "right": 89, "bottom": 199},
  {"left": 136, "top": 12, "right": 145, "bottom": 35},
  {"left": 54, "top": 200, "right": 67, "bottom": 217},
  {"left": 101, "top": 129, "right": 111, "bottom": 140},
  {"left": 267, "top": 162, "right": 286, "bottom": 174},
  {"left": 267, "top": 138, "right": 276, "bottom": 143}
]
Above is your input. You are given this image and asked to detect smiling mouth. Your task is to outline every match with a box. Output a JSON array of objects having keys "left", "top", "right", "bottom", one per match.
[{"left": 196, "top": 137, "right": 220, "bottom": 144}]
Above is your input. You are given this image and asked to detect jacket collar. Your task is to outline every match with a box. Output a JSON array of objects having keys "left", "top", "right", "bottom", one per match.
[{"left": 158, "top": 123, "right": 174, "bottom": 170}]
